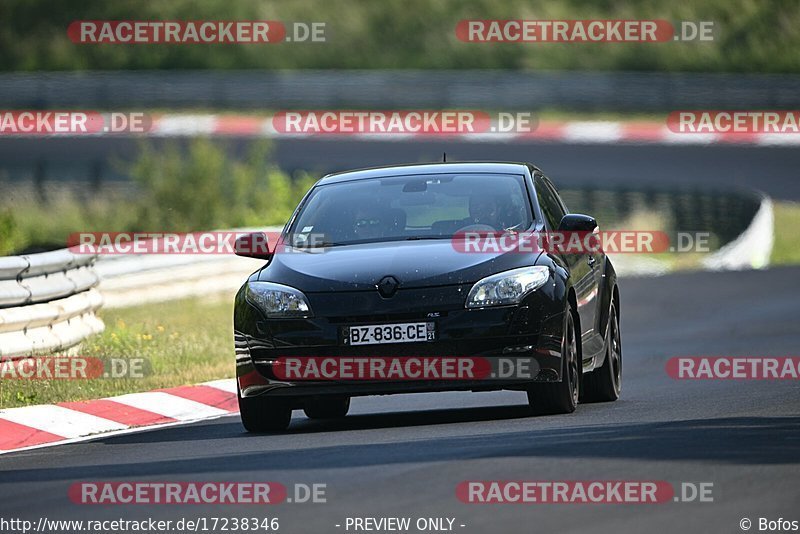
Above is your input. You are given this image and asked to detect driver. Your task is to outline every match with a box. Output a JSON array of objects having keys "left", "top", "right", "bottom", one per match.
[
  {"left": 457, "top": 195, "right": 500, "bottom": 229},
  {"left": 352, "top": 204, "right": 385, "bottom": 240}
]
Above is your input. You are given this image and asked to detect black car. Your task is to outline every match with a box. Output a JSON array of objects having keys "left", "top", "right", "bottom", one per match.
[{"left": 233, "top": 162, "right": 622, "bottom": 431}]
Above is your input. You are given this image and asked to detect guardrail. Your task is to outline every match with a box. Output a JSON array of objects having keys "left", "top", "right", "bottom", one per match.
[
  {"left": 90, "top": 227, "right": 279, "bottom": 309},
  {"left": 0, "top": 249, "right": 103, "bottom": 358},
  {"left": 95, "top": 246, "right": 270, "bottom": 309},
  {"left": 2, "top": 71, "right": 799, "bottom": 111},
  {"left": 0, "top": 231, "right": 273, "bottom": 358},
  {"left": 703, "top": 195, "right": 774, "bottom": 271}
]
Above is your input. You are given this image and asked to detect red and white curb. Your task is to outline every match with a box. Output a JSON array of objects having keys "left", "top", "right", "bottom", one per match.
[
  {"left": 0, "top": 379, "right": 238, "bottom": 455},
  {"left": 148, "top": 115, "right": 800, "bottom": 146},
  {"left": 7, "top": 114, "right": 799, "bottom": 146}
]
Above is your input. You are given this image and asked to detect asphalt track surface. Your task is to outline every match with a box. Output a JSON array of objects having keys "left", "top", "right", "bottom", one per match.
[
  {"left": 1, "top": 266, "right": 798, "bottom": 533},
  {"left": 3, "top": 136, "right": 800, "bottom": 200}
]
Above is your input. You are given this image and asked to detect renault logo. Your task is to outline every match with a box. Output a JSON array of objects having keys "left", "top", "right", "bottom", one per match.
[{"left": 377, "top": 276, "right": 400, "bottom": 298}]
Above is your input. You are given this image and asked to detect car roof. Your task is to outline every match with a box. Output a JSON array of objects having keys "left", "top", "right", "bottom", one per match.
[{"left": 317, "top": 162, "right": 540, "bottom": 185}]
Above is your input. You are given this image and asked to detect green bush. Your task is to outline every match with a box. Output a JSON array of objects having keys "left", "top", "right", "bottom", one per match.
[
  {"left": 129, "top": 138, "right": 313, "bottom": 230},
  {"left": 0, "top": 138, "right": 314, "bottom": 254}
]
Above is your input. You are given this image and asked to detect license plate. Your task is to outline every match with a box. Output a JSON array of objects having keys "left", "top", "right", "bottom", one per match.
[{"left": 344, "top": 322, "right": 436, "bottom": 346}]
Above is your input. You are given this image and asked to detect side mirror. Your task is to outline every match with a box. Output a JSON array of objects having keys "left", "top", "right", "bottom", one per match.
[
  {"left": 234, "top": 232, "right": 273, "bottom": 260},
  {"left": 558, "top": 214, "right": 598, "bottom": 233}
]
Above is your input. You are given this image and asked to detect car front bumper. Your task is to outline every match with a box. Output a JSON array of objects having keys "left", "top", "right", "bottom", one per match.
[{"left": 234, "top": 283, "right": 567, "bottom": 400}]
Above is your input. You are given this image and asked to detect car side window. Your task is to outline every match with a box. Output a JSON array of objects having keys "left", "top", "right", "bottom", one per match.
[
  {"left": 544, "top": 177, "right": 569, "bottom": 215},
  {"left": 535, "top": 176, "right": 566, "bottom": 230}
]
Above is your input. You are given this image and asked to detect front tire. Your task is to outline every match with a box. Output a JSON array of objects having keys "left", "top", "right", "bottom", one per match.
[
  {"left": 238, "top": 384, "right": 292, "bottom": 432},
  {"left": 527, "top": 303, "right": 579, "bottom": 415}
]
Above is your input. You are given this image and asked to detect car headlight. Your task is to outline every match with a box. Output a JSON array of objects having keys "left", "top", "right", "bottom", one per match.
[
  {"left": 466, "top": 266, "right": 550, "bottom": 308},
  {"left": 245, "top": 281, "right": 313, "bottom": 318}
]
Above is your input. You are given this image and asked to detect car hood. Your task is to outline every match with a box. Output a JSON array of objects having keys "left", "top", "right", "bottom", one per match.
[{"left": 258, "top": 239, "right": 543, "bottom": 292}]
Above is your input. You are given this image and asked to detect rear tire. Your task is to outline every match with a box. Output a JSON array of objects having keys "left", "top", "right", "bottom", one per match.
[
  {"left": 527, "top": 303, "right": 579, "bottom": 415},
  {"left": 238, "top": 384, "right": 292, "bottom": 432},
  {"left": 304, "top": 396, "right": 350, "bottom": 419},
  {"left": 582, "top": 302, "right": 622, "bottom": 403}
]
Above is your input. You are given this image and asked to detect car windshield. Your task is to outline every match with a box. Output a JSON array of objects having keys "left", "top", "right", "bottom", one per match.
[{"left": 287, "top": 173, "right": 533, "bottom": 246}]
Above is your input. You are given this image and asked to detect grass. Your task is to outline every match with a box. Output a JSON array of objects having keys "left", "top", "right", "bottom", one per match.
[
  {"left": 770, "top": 201, "right": 800, "bottom": 266},
  {"left": 0, "top": 297, "right": 234, "bottom": 409}
]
